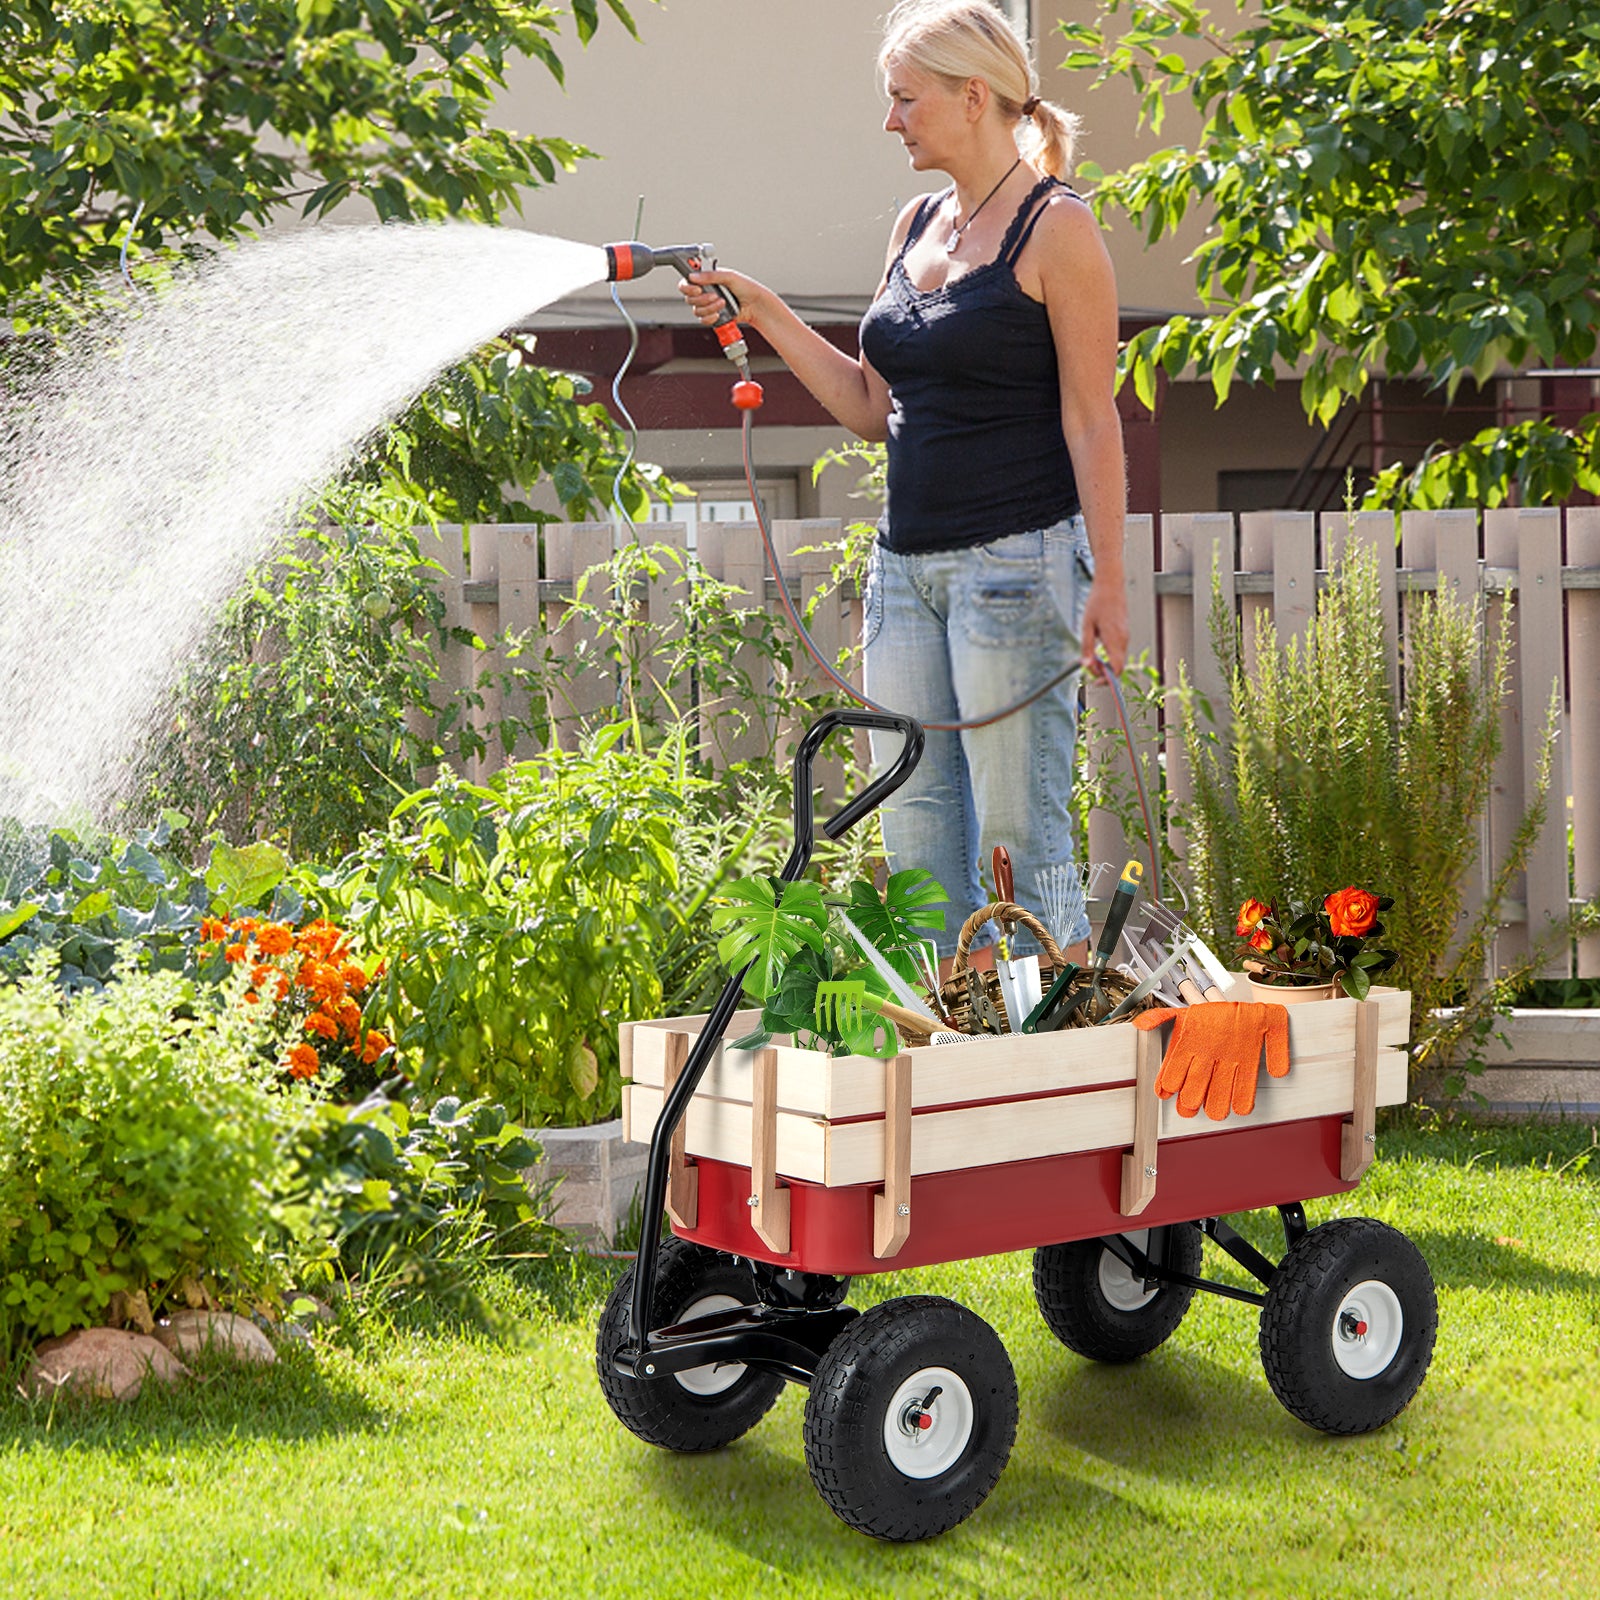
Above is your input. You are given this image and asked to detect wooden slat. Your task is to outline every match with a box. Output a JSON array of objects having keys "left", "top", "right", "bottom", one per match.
[
  {"left": 467, "top": 524, "right": 502, "bottom": 781},
  {"left": 661, "top": 1030, "right": 698, "bottom": 1229},
  {"left": 1158, "top": 514, "right": 1198, "bottom": 875},
  {"left": 749, "top": 1049, "right": 789, "bottom": 1252},
  {"left": 622, "top": 1044, "right": 1408, "bottom": 1188},
  {"left": 495, "top": 525, "right": 541, "bottom": 762},
  {"left": 695, "top": 521, "right": 770, "bottom": 771},
  {"left": 1517, "top": 508, "right": 1568, "bottom": 975},
  {"left": 1484, "top": 508, "right": 1529, "bottom": 971},
  {"left": 1323, "top": 510, "right": 1400, "bottom": 702},
  {"left": 1340, "top": 999, "right": 1381, "bottom": 1182},
  {"left": 626, "top": 987, "right": 1409, "bottom": 1116},
  {"left": 1120, "top": 1022, "right": 1163, "bottom": 1216},
  {"left": 873, "top": 1054, "right": 914, "bottom": 1259},
  {"left": 1568, "top": 507, "right": 1600, "bottom": 977},
  {"left": 1268, "top": 511, "right": 1318, "bottom": 652},
  {"left": 542, "top": 521, "right": 615, "bottom": 749}
]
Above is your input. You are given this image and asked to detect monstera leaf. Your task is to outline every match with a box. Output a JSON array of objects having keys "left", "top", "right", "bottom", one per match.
[
  {"left": 844, "top": 869, "right": 946, "bottom": 987},
  {"left": 711, "top": 877, "right": 828, "bottom": 1001}
]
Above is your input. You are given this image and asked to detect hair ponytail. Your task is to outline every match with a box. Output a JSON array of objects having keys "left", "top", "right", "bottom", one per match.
[{"left": 1021, "top": 96, "right": 1080, "bottom": 180}]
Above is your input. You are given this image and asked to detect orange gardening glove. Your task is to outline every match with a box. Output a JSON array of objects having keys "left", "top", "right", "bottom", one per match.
[{"left": 1133, "top": 1002, "right": 1290, "bottom": 1122}]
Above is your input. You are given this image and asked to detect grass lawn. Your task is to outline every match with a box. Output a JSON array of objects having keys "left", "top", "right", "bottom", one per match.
[{"left": 3, "top": 1117, "right": 1596, "bottom": 1600}]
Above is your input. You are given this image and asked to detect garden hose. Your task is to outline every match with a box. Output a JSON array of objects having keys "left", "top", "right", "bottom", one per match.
[{"left": 602, "top": 259, "right": 1163, "bottom": 903}]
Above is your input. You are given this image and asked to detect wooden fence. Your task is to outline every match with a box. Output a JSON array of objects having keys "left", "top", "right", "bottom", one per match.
[{"left": 419, "top": 506, "right": 1600, "bottom": 981}]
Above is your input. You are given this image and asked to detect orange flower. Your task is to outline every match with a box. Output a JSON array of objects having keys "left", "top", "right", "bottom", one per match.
[
  {"left": 233, "top": 917, "right": 260, "bottom": 937},
  {"left": 251, "top": 963, "right": 275, "bottom": 990},
  {"left": 1236, "top": 898, "right": 1272, "bottom": 937},
  {"left": 336, "top": 996, "right": 362, "bottom": 1038},
  {"left": 1324, "top": 887, "right": 1380, "bottom": 939},
  {"left": 200, "top": 917, "right": 228, "bottom": 943},
  {"left": 360, "top": 1031, "right": 392, "bottom": 1065},
  {"left": 1248, "top": 926, "right": 1275, "bottom": 953},
  {"left": 304, "top": 1012, "right": 340, "bottom": 1041},
  {"left": 256, "top": 923, "right": 293, "bottom": 956},
  {"left": 224, "top": 942, "right": 248, "bottom": 964},
  {"left": 243, "top": 991, "right": 260, "bottom": 1005},
  {"left": 340, "top": 962, "right": 368, "bottom": 994},
  {"left": 286, "top": 1042, "right": 320, "bottom": 1080},
  {"left": 265, "top": 970, "right": 290, "bottom": 1001}
]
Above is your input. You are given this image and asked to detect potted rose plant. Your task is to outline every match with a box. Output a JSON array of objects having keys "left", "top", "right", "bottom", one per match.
[{"left": 1237, "top": 888, "right": 1398, "bottom": 1001}]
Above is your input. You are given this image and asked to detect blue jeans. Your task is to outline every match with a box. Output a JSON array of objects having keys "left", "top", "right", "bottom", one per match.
[{"left": 862, "top": 517, "right": 1094, "bottom": 958}]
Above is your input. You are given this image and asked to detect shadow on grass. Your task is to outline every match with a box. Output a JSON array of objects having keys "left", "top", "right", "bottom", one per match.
[
  {"left": 0, "top": 1341, "right": 384, "bottom": 1456},
  {"left": 1405, "top": 1227, "right": 1600, "bottom": 1297}
]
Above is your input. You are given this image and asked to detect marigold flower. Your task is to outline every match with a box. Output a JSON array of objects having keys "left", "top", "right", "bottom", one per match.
[
  {"left": 256, "top": 923, "right": 293, "bottom": 957},
  {"left": 360, "top": 1031, "right": 392, "bottom": 1065},
  {"left": 266, "top": 971, "right": 290, "bottom": 1001},
  {"left": 224, "top": 942, "right": 248, "bottom": 964},
  {"left": 251, "top": 963, "right": 275, "bottom": 989},
  {"left": 233, "top": 917, "right": 260, "bottom": 936},
  {"left": 1236, "top": 898, "right": 1272, "bottom": 937},
  {"left": 340, "top": 962, "right": 368, "bottom": 994},
  {"left": 286, "top": 1042, "right": 320, "bottom": 1080},
  {"left": 336, "top": 996, "right": 362, "bottom": 1038},
  {"left": 1325, "top": 886, "right": 1380, "bottom": 939},
  {"left": 305, "top": 1011, "right": 340, "bottom": 1041},
  {"left": 200, "top": 917, "right": 228, "bottom": 943},
  {"left": 243, "top": 991, "right": 260, "bottom": 1005}
]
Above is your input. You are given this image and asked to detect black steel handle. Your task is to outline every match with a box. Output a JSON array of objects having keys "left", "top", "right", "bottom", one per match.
[{"left": 624, "top": 709, "right": 922, "bottom": 1354}]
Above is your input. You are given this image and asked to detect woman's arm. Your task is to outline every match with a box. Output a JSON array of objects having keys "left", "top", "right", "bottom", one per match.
[
  {"left": 678, "top": 199, "right": 926, "bottom": 444},
  {"left": 1029, "top": 197, "right": 1131, "bottom": 678}
]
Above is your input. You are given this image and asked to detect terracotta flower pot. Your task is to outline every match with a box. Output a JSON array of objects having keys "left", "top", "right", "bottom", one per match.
[{"left": 1246, "top": 975, "right": 1340, "bottom": 1004}]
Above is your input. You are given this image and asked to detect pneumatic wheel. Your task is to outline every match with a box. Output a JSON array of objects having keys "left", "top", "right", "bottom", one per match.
[
  {"left": 1033, "top": 1224, "right": 1203, "bottom": 1362},
  {"left": 802, "top": 1295, "right": 1017, "bottom": 1542},
  {"left": 595, "top": 1237, "right": 785, "bottom": 1452},
  {"left": 1259, "top": 1217, "right": 1437, "bottom": 1435}
]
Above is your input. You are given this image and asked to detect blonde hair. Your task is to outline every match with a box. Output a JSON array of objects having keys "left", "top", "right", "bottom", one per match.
[{"left": 879, "top": 0, "right": 1080, "bottom": 178}]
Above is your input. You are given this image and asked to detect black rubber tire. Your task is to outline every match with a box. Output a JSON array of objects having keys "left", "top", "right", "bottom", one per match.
[
  {"left": 1032, "top": 1224, "right": 1203, "bottom": 1362},
  {"left": 802, "top": 1295, "right": 1018, "bottom": 1542},
  {"left": 1259, "top": 1217, "right": 1437, "bottom": 1435},
  {"left": 595, "top": 1237, "right": 786, "bottom": 1453}
]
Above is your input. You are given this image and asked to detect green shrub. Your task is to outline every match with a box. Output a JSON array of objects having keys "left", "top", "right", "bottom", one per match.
[
  {"left": 0, "top": 963, "right": 307, "bottom": 1350},
  {"left": 316, "top": 723, "right": 706, "bottom": 1126},
  {"left": 291, "top": 1093, "right": 554, "bottom": 1286}
]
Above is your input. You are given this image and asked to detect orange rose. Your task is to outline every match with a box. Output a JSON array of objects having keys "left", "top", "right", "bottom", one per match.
[
  {"left": 256, "top": 923, "right": 293, "bottom": 956},
  {"left": 1324, "top": 887, "right": 1380, "bottom": 939},
  {"left": 1236, "top": 898, "right": 1271, "bottom": 937},
  {"left": 1248, "top": 926, "right": 1275, "bottom": 953},
  {"left": 286, "top": 1042, "right": 320, "bottom": 1080}
]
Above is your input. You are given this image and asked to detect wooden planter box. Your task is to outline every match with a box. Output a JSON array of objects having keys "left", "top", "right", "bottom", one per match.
[{"left": 621, "top": 985, "right": 1410, "bottom": 1276}]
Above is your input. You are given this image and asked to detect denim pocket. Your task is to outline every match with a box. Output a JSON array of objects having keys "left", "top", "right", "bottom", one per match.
[{"left": 958, "top": 532, "right": 1047, "bottom": 647}]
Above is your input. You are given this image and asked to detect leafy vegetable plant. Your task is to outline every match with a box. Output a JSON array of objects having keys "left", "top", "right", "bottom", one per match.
[{"left": 712, "top": 868, "right": 945, "bottom": 1057}]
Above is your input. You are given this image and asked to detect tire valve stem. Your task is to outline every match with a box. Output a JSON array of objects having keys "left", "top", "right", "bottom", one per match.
[
  {"left": 907, "top": 1384, "right": 943, "bottom": 1431},
  {"left": 1340, "top": 1311, "right": 1369, "bottom": 1339}
]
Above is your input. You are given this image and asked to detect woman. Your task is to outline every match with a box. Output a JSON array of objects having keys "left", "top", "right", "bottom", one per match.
[{"left": 681, "top": 0, "right": 1127, "bottom": 963}]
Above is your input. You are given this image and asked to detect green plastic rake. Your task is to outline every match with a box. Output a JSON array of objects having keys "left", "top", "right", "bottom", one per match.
[{"left": 814, "top": 980, "right": 898, "bottom": 1058}]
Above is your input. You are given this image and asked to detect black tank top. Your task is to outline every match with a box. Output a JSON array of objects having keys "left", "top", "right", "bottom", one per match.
[{"left": 859, "top": 175, "right": 1080, "bottom": 553}]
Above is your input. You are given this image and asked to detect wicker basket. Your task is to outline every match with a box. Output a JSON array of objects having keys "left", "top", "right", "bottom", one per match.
[{"left": 893, "top": 900, "right": 1152, "bottom": 1047}]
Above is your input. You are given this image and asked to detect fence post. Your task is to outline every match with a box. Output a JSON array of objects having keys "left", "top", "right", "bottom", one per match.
[
  {"left": 543, "top": 522, "right": 617, "bottom": 749},
  {"left": 1483, "top": 507, "right": 1528, "bottom": 973},
  {"left": 1568, "top": 506, "right": 1600, "bottom": 978},
  {"left": 466, "top": 525, "right": 502, "bottom": 782},
  {"left": 1323, "top": 508, "right": 1400, "bottom": 704},
  {"left": 1515, "top": 507, "right": 1568, "bottom": 976}
]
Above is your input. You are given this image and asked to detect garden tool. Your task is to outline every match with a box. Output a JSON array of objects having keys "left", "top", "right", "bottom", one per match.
[
  {"left": 1056, "top": 860, "right": 1144, "bottom": 1026},
  {"left": 1137, "top": 900, "right": 1231, "bottom": 1000},
  {"left": 836, "top": 909, "right": 937, "bottom": 1019},
  {"left": 813, "top": 981, "right": 900, "bottom": 1057},
  {"left": 1097, "top": 941, "right": 1193, "bottom": 1025},
  {"left": 1034, "top": 862, "right": 1086, "bottom": 951},
  {"left": 990, "top": 846, "right": 1040, "bottom": 1030},
  {"left": 1133, "top": 1001, "right": 1290, "bottom": 1121},
  {"left": 1021, "top": 961, "right": 1081, "bottom": 1033},
  {"left": 1117, "top": 929, "right": 1186, "bottom": 1008},
  {"left": 966, "top": 969, "right": 1009, "bottom": 1035},
  {"left": 913, "top": 940, "right": 955, "bottom": 1026}
]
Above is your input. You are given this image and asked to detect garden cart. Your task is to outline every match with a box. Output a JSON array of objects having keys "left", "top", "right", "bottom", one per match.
[{"left": 597, "top": 710, "right": 1438, "bottom": 1542}]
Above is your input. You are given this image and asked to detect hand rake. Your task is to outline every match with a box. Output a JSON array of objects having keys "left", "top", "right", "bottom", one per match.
[{"left": 814, "top": 980, "right": 897, "bottom": 1056}]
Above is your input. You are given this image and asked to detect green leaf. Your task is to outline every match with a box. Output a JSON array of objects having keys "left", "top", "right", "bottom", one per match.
[
  {"left": 710, "top": 878, "right": 827, "bottom": 1000},
  {"left": 205, "top": 840, "right": 289, "bottom": 912},
  {"left": 0, "top": 904, "right": 40, "bottom": 942}
]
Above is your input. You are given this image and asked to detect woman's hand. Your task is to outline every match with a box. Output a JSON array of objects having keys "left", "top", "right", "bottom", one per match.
[
  {"left": 1079, "top": 574, "right": 1129, "bottom": 680},
  {"left": 679, "top": 268, "right": 774, "bottom": 334}
]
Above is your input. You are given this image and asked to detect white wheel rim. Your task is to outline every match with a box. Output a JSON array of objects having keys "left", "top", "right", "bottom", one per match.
[
  {"left": 1331, "top": 1279, "right": 1404, "bottom": 1380},
  {"left": 672, "top": 1294, "right": 746, "bottom": 1396},
  {"left": 881, "top": 1366, "right": 975, "bottom": 1480},
  {"left": 1099, "top": 1230, "right": 1158, "bottom": 1312}
]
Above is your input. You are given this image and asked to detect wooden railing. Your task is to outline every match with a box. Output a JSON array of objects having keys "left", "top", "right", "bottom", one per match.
[{"left": 421, "top": 506, "right": 1600, "bottom": 980}]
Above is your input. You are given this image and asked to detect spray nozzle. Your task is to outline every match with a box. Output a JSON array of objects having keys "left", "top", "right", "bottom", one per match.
[{"left": 604, "top": 239, "right": 749, "bottom": 377}]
